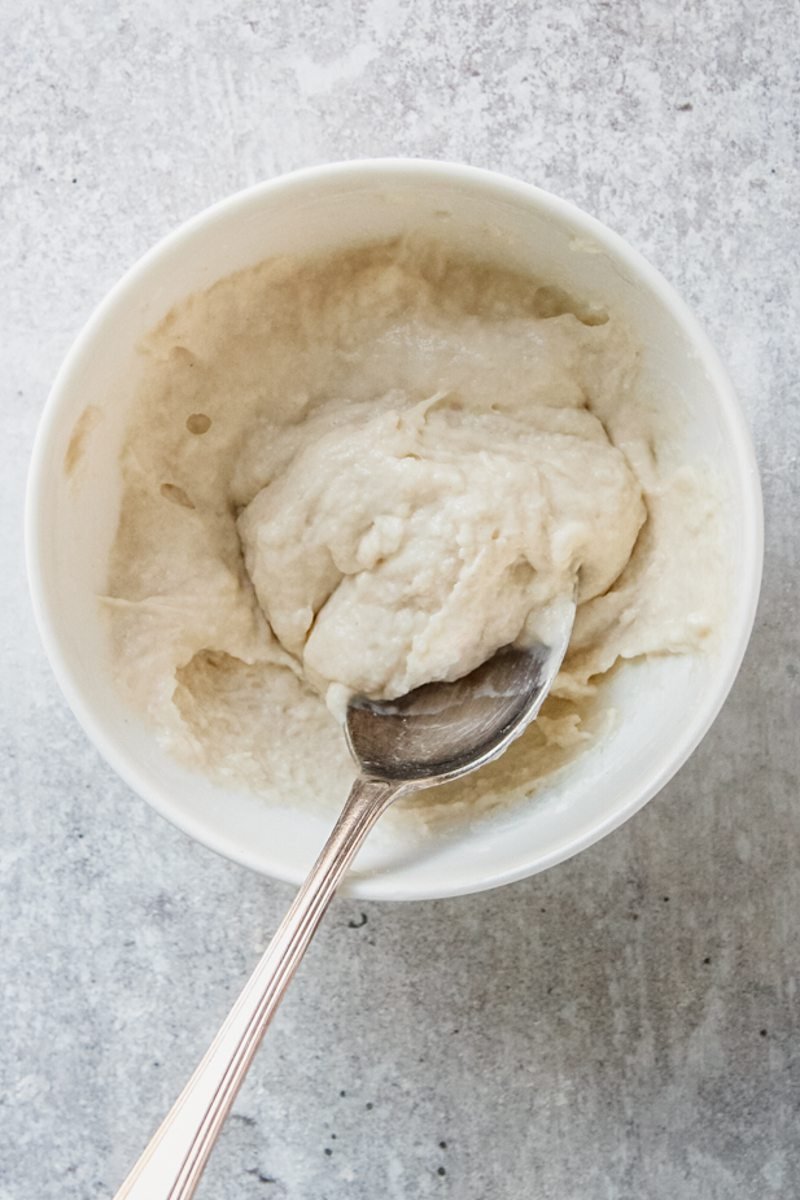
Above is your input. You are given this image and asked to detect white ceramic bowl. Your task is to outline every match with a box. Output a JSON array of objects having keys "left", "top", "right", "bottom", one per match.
[{"left": 26, "top": 160, "right": 762, "bottom": 901}]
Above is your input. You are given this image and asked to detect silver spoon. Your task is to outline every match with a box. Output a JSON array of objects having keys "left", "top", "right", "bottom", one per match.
[{"left": 113, "top": 603, "right": 574, "bottom": 1199}]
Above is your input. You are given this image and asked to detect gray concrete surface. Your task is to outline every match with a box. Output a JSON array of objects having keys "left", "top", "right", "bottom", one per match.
[{"left": 2, "top": 2, "right": 798, "bottom": 1197}]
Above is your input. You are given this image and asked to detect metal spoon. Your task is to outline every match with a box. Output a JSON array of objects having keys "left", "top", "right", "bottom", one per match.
[{"left": 113, "top": 604, "right": 574, "bottom": 1199}]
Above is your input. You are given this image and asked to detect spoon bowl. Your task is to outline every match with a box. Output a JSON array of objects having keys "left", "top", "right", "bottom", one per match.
[{"left": 347, "top": 624, "right": 574, "bottom": 785}]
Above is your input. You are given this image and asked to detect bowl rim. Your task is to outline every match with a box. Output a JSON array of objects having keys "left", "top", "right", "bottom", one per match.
[{"left": 25, "top": 158, "right": 764, "bottom": 901}]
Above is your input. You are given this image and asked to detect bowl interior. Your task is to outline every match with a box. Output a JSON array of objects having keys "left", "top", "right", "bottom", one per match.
[{"left": 28, "top": 163, "right": 761, "bottom": 899}]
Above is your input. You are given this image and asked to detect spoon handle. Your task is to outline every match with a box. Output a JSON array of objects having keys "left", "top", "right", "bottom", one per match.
[{"left": 113, "top": 775, "right": 403, "bottom": 1200}]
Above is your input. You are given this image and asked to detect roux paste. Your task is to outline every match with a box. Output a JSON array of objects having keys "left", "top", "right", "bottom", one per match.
[{"left": 106, "top": 240, "right": 721, "bottom": 816}]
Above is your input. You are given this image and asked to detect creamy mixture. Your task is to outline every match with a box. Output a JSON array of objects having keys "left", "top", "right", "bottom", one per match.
[{"left": 105, "top": 240, "right": 721, "bottom": 818}]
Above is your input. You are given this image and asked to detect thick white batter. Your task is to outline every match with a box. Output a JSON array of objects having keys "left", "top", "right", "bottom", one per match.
[{"left": 106, "top": 240, "right": 721, "bottom": 816}]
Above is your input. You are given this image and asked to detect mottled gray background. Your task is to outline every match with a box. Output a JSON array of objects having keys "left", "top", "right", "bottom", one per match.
[{"left": 2, "top": 2, "right": 798, "bottom": 1197}]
